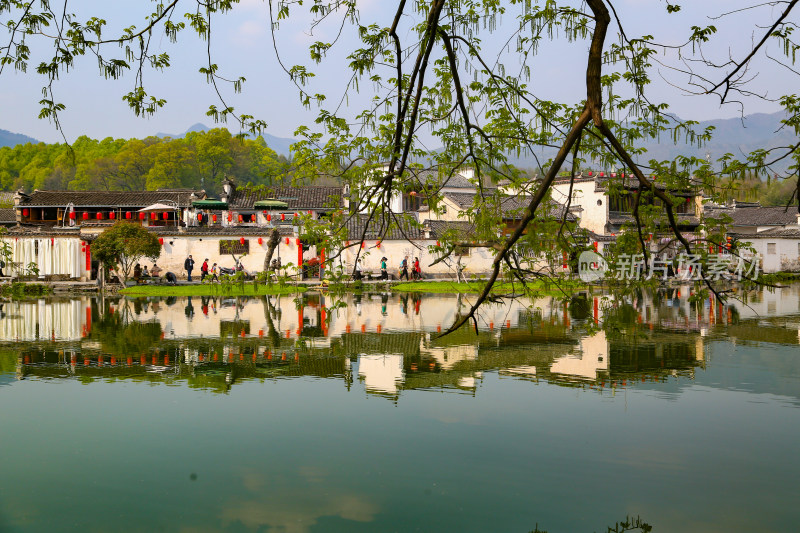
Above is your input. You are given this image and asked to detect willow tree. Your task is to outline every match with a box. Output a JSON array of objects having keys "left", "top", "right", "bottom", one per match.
[{"left": 2, "top": 0, "right": 799, "bottom": 328}]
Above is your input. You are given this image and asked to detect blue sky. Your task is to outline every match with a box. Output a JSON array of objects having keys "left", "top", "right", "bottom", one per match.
[{"left": 0, "top": 0, "right": 796, "bottom": 144}]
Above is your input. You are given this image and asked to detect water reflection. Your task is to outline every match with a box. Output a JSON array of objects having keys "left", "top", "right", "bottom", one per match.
[
  {"left": 2, "top": 286, "right": 800, "bottom": 533},
  {"left": 3, "top": 284, "right": 799, "bottom": 398}
]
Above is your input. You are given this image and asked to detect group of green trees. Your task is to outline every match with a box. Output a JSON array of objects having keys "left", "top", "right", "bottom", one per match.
[
  {"left": 0, "top": 128, "right": 290, "bottom": 194},
  {"left": 717, "top": 173, "right": 799, "bottom": 207}
]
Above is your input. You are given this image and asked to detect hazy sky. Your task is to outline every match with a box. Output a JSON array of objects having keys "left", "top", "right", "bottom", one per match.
[{"left": 0, "top": 0, "right": 797, "bottom": 144}]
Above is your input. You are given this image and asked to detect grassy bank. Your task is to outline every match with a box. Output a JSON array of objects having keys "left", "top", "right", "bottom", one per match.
[
  {"left": 120, "top": 283, "right": 307, "bottom": 297},
  {"left": 0, "top": 282, "right": 52, "bottom": 297},
  {"left": 390, "top": 279, "right": 582, "bottom": 294}
]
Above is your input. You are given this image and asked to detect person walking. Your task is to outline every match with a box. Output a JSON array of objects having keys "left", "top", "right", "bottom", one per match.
[
  {"left": 380, "top": 257, "right": 388, "bottom": 280},
  {"left": 210, "top": 263, "right": 219, "bottom": 282},
  {"left": 400, "top": 256, "right": 409, "bottom": 281},
  {"left": 184, "top": 255, "right": 195, "bottom": 281},
  {"left": 200, "top": 258, "right": 209, "bottom": 281},
  {"left": 413, "top": 257, "right": 421, "bottom": 280},
  {"left": 354, "top": 258, "right": 363, "bottom": 281}
]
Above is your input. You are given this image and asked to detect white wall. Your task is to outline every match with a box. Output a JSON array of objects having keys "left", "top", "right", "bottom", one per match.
[
  {"left": 337, "top": 239, "right": 496, "bottom": 278},
  {"left": 150, "top": 237, "right": 303, "bottom": 278},
  {"left": 551, "top": 179, "right": 607, "bottom": 235},
  {"left": 739, "top": 237, "right": 800, "bottom": 273}
]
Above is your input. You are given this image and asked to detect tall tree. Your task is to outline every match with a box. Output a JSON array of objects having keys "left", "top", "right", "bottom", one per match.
[{"left": 92, "top": 222, "right": 161, "bottom": 285}]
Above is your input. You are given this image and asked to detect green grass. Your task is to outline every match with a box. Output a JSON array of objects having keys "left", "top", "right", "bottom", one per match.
[
  {"left": 390, "top": 279, "right": 583, "bottom": 294},
  {"left": 120, "top": 283, "right": 307, "bottom": 297}
]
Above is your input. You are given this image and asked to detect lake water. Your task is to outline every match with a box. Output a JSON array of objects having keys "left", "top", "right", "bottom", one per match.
[{"left": 1, "top": 285, "right": 799, "bottom": 532}]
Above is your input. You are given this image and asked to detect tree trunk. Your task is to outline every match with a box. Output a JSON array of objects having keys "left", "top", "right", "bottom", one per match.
[{"left": 263, "top": 228, "right": 280, "bottom": 272}]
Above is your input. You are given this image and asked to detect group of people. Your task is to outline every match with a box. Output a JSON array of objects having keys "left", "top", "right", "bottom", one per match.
[
  {"left": 186, "top": 255, "right": 224, "bottom": 283},
  {"left": 133, "top": 262, "right": 162, "bottom": 281},
  {"left": 398, "top": 256, "right": 422, "bottom": 281},
  {"left": 355, "top": 256, "right": 422, "bottom": 281}
]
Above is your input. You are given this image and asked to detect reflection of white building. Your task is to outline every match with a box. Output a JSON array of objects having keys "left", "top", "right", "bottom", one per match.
[
  {"left": 549, "top": 331, "right": 609, "bottom": 381},
  {"left": 419, "top": 338, "right": 478, "bottom": 371},
  {"left": 357, "top": 354, "right": 404, "bottom": 396},
  {"left": 0, "top": 299, "right": 86, "bottom": 342}
]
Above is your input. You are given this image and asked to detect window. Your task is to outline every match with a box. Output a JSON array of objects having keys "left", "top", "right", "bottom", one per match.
[
  {"left": 767, "top": 243, "right": 776, "bottom": 255},
  {"left": 220, "top": 240, "right": 249, "bottom": 255}
]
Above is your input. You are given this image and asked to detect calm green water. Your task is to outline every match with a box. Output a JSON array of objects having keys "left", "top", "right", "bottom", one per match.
[{"left": 1, "top": 286, "right": 799, "bottom": 532}]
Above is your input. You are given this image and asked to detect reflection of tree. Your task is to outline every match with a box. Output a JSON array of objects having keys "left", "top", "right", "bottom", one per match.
[
  {"left": 260, "top": 296, "right": 281, "bottom": 347},
  {"left": 91, "top": 311, "right": 162, "bottom": 355}
]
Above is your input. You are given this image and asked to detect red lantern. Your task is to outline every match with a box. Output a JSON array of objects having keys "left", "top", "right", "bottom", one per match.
[
  {"left": 307, "top": 210, "right": 312, "bottom": 215},
  {"left": 159, "top": 237, "right": 164, "bottom": 245},
  {"left": 82, "top": 212, "right": 88, "bottom": 220},
  {"left": 377, "top": 240, "right": 382, "bottom": 248},
  {"left": 263, "top": 210, "right": 268, "bottom": 216},
  {"left": 267, "top": 214, "right": 271, "bottom": 222},
  {"left": 295, "top": 238, "right": 300, "bottom": 246},
  {"left": 285, "top": 237, "right": 290, "bottom": 245},
  {"left": 150, "top": 212, "right": 157, "bottom": 220},
  {"left": 228, "top": 213, "right": 233, "bottom": 222},
  {"left": 162, "top": 212, "right": 169, "bottom": 220},
  {"left": 109, "top": 211, "right": 115, "bottom": 220},
  {"left": 96, "top": 212, "right": 103, "bottom": 220},
  {"left": 294, "top": 213, "right": 298, "bottom": 219},
  {"left": 69, "top": 212, "right": 76, "bottom": 220},
  {"left": 436, "top": 241, "right": 440, "bottom": 247},
  {"left": 139, "top": 212, "right": 145, "bottom": 220},
  {"left": 361, "top": 241, "right": 365, "bottom": 249},
  {"left": 599, "top": 172, "right": 605, "bottom": 177},
  {"left": 240, "top": 237, "right": 246, "bottom": 245},
  {"left": 197, "top": 213, "right": 203, "bottom": 222},
  {"left": 281, "top": 213, "right": 285, "bottom": 221},
  {"left": 125, "top": 212, "right": 131, "bottom": 220},
  {"left": 258, "top": 237, "right": 263, "bottom": 245},
  {"left": 212, "top": 214, "right": 218, "bottom": 222},
  {"left": 588, "top": 171, "right": 593, "bottom": 176},
  {"left": 22, "top": 208, "right": 29, "bottom": 217}
]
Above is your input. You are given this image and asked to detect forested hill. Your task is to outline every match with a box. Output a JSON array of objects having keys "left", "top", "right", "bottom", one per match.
[
  {"left": 156, "top": 123, "right": 296, "bottom": 158},
  {"left": 0, "top": 128, "right": 294, "bottom": 195}
]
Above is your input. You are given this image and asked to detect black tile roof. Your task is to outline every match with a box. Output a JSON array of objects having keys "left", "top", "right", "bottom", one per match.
[
  {"left": 148, "top": 226, "right": 296, "bottom": 237},
  {"left": 341, "top": 214, "right": 427, "bottom": 241},
  {"left": 608, "top": 212, "right": 701, "bottom": 226},
  {"left": 0, "top": 207, "right": 16, "bottom": 224},
  {"left": 733, "top": 227, "right": 800, "bottom": 238},
  {"left": 18, "top": 189, "right": 204, "bottom": 208},
  {"left": 427, "top": 220, "right": 477, "bottom": 240},
  {"left": 228, "top": 186, "right": 343, "bottom": 210},
  {"left": 709, "top": 206, "right": 799, "bottom": 227}
]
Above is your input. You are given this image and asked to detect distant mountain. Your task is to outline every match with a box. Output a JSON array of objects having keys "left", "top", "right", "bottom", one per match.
[
  {"left": 0, "top": 128, "right": 39, "bottom": 148},
  {"left": 505, "top": 110, "right": 799, "bottom": 172},
  {"left": 156, "top": 123, "right": 296, "bottom": 158}
]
